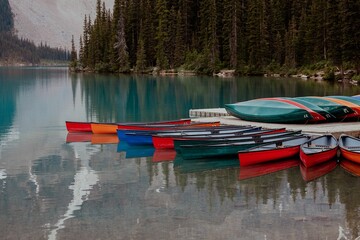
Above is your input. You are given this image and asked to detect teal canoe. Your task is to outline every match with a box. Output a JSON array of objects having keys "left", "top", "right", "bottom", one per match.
[
  {"left": 225, "top": 99, "right": 314, "bottom": 123},
  {"left": 283, "top": 97, "right": 336, "bottom": 120},
  {"left": 296, "top": 96, "right": 354, "bottom": 120},
  {"left": 176, "top": 135, "right": 307, "bottom": 160}
]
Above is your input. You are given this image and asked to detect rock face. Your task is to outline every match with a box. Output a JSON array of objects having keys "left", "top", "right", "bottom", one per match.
[{"left": 9, "top": 0, "right": 114, "bottom": 50}]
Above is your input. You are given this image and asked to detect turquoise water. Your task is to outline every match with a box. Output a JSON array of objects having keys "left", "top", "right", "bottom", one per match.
[{"left": 1, "top": 67, "right": 360, "bottom": 239}]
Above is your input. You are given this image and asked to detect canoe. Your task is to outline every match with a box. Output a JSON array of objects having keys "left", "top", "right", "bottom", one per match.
[
  {"left": 173, "top": 130, "right": 300, "bottom": 151},
  {"left": 352, "top": 95, "right": 360, "bottom": 101},
  {"left": 126, "top": 126, "right": 260, "bottom": 146},
  {"left": 152, "top": 127, "right": 280, "bottom": 149},
  {"left": 238, "top": 135, "right": 311, "bottom": 166},
  {"left": 340, "top": 160, "right": 360, "bottom": 177},
  {"left": 119, "top": 125, "right": 256, "bottom": 144},
  {"left": 66, "top": 132, "right": 92, "bottom": 142},
  {"left": 91, "top": 123, "right": 118, "bottom": 134},
  {"left": 117, "top": 121, "right": 220, "bottom": 131},
  {"left": 284, "top": 97, "right": 335, "bottom": 121},
  {"left": 299, "top": 134, "right": 338, "bottom": 168},
  {"left": 239, "top": 158, "right": 299, "bottom": 180},
  {"left": 300, "top": 160, "right": 337, "bottom": 181},
  {"left": 262, "top": 97, "right": 327, "bottom": 122},
  {"left": 66, "top": 121, "right": 93, "bottom": 132},
  {"left": 339, "top": 134, "right": 360, "bottom": 164},
  {"left": 328, "top": 95, "right": 360, "bottom": 106},
  {"left": 116, "top": 125, "right": 249, "bottom": 140},
  {"left": 90, "top": 119, "right": 193, "bottom": 134},
  {"left": 225, "top": 99, "right": 314, "bottom": 123},
  {"left": 176, "top": 134, "right": 304, "bottom": 160},
  {"left": 295, "top": 96, "right": 354, "bottom": 120},
  {"left": 322, "top": 96, "right": 360, "bottom": 120}
]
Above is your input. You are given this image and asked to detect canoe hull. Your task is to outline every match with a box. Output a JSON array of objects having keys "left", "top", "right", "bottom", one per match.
[
  {"left": 153, "top": 127, "right": 277, "bottom": 149},
  {"left": 339, "top": 134, "right": 360, "bottom": 164},
  {"left": 177, "top": 135, "right": 304, "bottom": 160},
  {"left": 296, "top": 96, "right": 354, "bottom": 120},
  {"left": 300, "top": 135, "right": 338, "bottom": 168},
  {"left": 66, "top": 121, "right": 92, "bottom": 132},
  {"left": 238, "top": 146, "right": 300, "bottom": 167},
  {"left": 91, "top": 123, "right": 118, "bottom": 134},
  {"left": 225, "top": 99, "right": 313, "bottom": 123},
  {"left": 300, "top": 148, "right": 338, "bottom": 168}
]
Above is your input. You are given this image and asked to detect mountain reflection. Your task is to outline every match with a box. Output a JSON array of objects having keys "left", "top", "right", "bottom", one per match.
[{"left": 1, "top": 67, "right": 360, "bottom": 239}]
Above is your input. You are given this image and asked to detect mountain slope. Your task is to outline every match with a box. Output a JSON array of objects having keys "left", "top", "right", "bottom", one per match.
[{"left": 9, "top": 0, "right": 114, "bottom": 50}]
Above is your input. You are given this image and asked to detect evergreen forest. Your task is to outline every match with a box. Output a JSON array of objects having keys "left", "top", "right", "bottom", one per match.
[
  {"left": 0, "top": 0, "right": 70, "bottom": 65},
  {"left": 74, "top": 0, "right": 360, "bottom": 76}
]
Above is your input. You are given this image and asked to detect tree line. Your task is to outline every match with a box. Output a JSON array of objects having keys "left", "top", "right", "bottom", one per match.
[
  {"left": 0, "top": 0, "right": 70, "bottom": 65},
  {"left": 73, "top": 0, "right": 359, "bottom": 75}
]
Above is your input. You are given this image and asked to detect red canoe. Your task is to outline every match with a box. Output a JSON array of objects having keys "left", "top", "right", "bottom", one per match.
[
  {"left": 299, "top": 134, "right": 338, "bottom": 168},
  {"left": 66, "top": 121, "right": 93, "bottom": 132},
  {"left": 238, "top": 135, "right": 311, "bottom": 167},
  {"left": 339, "top": 134, "right": 360, "bottom": 164},
  {"left": 300, "top": 160, "right": 337, "bottom": 182},
  {"left": 66, "top": 119, "right": 191, "bottom": 133},
  {"left": 239, "top": 158, "right": 299, "bottom": 180}
]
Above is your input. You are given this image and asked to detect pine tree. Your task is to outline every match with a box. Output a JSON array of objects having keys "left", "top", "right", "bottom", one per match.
[
  {"left": 155, "top": 0, "right": 169, "bottom": 69},
  {"left": 173, "top": 9, "right": 186, "bottom": 67},
  {"left": 135, "top": 28, "right": 147, "bottom": 72},
  {"left": 70, "top": 35, "right": 77, "bottom": 68},
  {"left": 340, "top": 0, "right": 360, "bottom": 72},
  {"left": 114, "top": 4, "right": 130, "bottom": 72}
]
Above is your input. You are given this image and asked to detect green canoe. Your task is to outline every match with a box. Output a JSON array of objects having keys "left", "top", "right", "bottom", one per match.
[
  {"left": 284, "top": 97, "right": 336, "bottom": 120},
  {"left": 225, "top": 99, "right": 314, "bottom": 123},
  {"left": 176, "top": 135, "right": 308, "bottom": 160},
  {"left": 296, "top": 96, "right": 354, "bottom": 120}
]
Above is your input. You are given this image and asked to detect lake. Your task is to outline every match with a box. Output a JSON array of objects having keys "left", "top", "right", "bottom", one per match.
[{"left": 0, "top": 66, "right": 360, "bottom": 240}]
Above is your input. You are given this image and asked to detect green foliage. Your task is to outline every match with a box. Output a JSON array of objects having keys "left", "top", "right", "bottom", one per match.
[
  {"left": 352, "top": 75, "right": 360, "bottom": 81},
  {"left": 74, "top": 0, "right": 360, "bottom": 74},
  {"left": 0, "top": 33, "right": 69, "bottom": 64}
]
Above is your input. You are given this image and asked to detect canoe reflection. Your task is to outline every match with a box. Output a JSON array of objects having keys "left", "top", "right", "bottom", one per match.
[
  {"left": 66, "top": 132, "right": 92, "bottom": 143},
  {"left": 152, "top": 149, "right": 177, "bottom": 162},
  {"left": 117, "top": 141, "right": 155, "bottom": 158},
  {"left": 239, "top": 158, "right": 299, "bottom": 180},
  {"left": 174, "top": 155, "right": 239, "bottom": 173},
  {"left": 91, "top": 134, "right": 119, "bottom": 144},
  {"left": 300, "top": 160, "right": 338, "bottom": 182},
  {"left": 66, "top": 133, "right": 119, "bottom": 144},
  {"left": 340, "top": 159, "right": 360, "bottom": 177}
]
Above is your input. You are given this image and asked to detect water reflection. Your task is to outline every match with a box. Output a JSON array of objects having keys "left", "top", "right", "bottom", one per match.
[
  {"left": 1, "top": 67, "right": 360, "bottom": 239},
  {"left": 70, "top": 73, "right": 360, "bottom": 124}
]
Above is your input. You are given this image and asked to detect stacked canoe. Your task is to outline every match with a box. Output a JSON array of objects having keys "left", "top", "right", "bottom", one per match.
[
  {"left": 225, "top": 95, "right": 360, "bottom": 123},
  {"left": 65, "top": 94, "right": 360, "bottom": 179}
]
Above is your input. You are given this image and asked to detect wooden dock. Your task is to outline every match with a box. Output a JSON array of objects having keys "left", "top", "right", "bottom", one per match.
[{"left": 190, "top": 108, "right": 360, "bottom": 138}]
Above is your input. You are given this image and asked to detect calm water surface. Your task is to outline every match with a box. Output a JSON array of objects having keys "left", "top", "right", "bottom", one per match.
[{"left": 1, "top": 67, "right": 360, "bottom": 240}]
